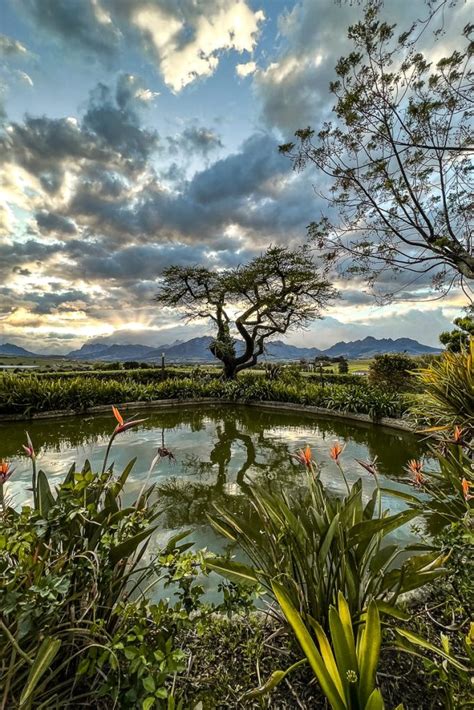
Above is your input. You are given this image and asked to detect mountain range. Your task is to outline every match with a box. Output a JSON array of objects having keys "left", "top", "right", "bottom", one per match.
[{"left": 0, "top": 335, "right": 441, "bottom": 362}]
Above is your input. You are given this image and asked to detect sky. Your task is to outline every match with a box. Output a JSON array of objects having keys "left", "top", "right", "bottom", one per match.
[{"left": 0, "top": 0, "right": 470, "bottom": 353}]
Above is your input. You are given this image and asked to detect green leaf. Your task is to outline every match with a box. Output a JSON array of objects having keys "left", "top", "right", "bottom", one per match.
[
  {"left": 272, "top": 581, "right": 346, "bottom": 710},
  {"left": 142, "top": 697, "right": 155, "bottom": 710},
  {"left": 350, "top": 509, "right": 418, "bottom": 546},
  {"left": 109, "top": 525, "right": 158, "bottom": 565},
  {"left": 207, "top": 558, "right": 259, "bottom": 586},
  {"left": 311, "top": 619, "right": 345, "bottom": 702},
  {"left": 358, "top": 600, "right": 381, "bottom": 707},
  {"left": 395, "top": 629, "right": 469, "bottom": 671},
  {"left": 165, "top": 529, "right": 192, "bottom": 552},
  {"left": 19, "top": 637, "right": 61, "bottom": 706},
  {"left": 375, "top": 601, "right": 410, "bottom": 621},
  {"left": 143, "top": 676, "right": 156, "bottom": 693},
  {"left": 241, "top": 659, "right": 307, "bottom": 700},
  {"left": 37, "top": 470, "right": 54, "bottom": 516},
  {"left": 365, "top": 688, "right": 385, "bottom": 710},
  {"left": 319, "top": 512, "right": 339, "bottom": 564},
  {"left": 328, "top": 604, "right": 357, "bottom": 702}
]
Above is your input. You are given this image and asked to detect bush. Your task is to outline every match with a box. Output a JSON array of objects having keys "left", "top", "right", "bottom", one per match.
[
  {"left": 368, "top": 353, "right": 416, "bottom": 391},
  {"left": 0, "top": 372, "right": 405, "bottom": 419},
  {"left": 338, "top": 357, "right": 349, "bottom": 374},
  {"left": 0, "top": 422, "right": 254, "bottom": 708},
  {"left": 209, "top": 452, "right": 446, "bottom": 630},
  {"left": 0, "top": 444, "right": 186, "bottom": 707},
  {"left": 409, "top": 340, "right": 474, "bottom": 438}
]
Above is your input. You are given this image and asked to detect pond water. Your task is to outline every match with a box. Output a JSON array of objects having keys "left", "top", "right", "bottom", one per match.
[{"left": 2, "top": 402, "right": 424, "bottom": 535}]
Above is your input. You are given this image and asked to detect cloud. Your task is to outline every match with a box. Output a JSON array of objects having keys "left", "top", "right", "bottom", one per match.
[
  {"left": 0, "top": 34, "right": 28, "bottom": 56},
  {"left": 131, "top": 1, "right": 265, "bottom": 91},
  {"left": 35, "top": 210, "right": 77, "bottom": 235},
  {"left": 16, "top": 0, "right": 265, "bottom": 92},
  {"left": 236, "top": 61, "right": 257, "bottom": 78},
  {"left": 166, "top": 125, "right": 223, "bottom": 158},
  {"left": 16, "top": 70, "right": 33, "bottom": 86},
  {"left": 82, "top": 74, "right": 159, "bottom": 163},
  {"left": 16, "top": 0, "right": 121, "bottom": 60}
]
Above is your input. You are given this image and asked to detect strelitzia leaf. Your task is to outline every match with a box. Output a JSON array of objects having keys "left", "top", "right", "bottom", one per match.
[
  {"left": 329, "top": 604, "right": 358, "bottom": 704},
  {"left": 350, "top": 509, "right": 418, "bottom": 546},
  {"left": 109, "top": 525, "right": 158, "bottom": 565},
  {"left": 272, "top": 581, "right": 346, "bottom": 710},
  {"left": 365, "top": 688, "right": 385, "bottom": 710},
  {"left": 310, "top": 619, "right": 345, "bottom": 702},
  {"left": 207, "top": 558, "right": 259, "bottom": 586},
  {"left": 358, "top": 600, "right": 381, "bottom": 707},
  {"left": 19, "top": 637, "right": 62, "bottom": 706},
  {"left": 37, "top": 470, "right": 54, "bottom": 516}
]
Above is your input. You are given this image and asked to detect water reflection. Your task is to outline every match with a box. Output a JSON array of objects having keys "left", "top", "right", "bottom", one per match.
[{"left": 1, "top": 404, "right": 425, "bottom": 539}]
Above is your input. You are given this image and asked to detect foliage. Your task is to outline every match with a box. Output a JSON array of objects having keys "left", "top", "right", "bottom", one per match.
[
  {"left": 246, "top": 590, "right": 387, "bottom": 710},
  {"left": 368, "top": 354, "right": 416, "bottom": 392},
  {"left": 338, "top": 358, "right": 349, "bottom": 375},
  {"left": 0, "top": 450, "right": 173, "bottom": 707},
  {"left": 409, "top": 341, "right": 474, "bottom": 437},
  {"left": 208, "top": 454, "right": 446, "bottom": 630},
  {"left": 382, "top": 442, "right": 473, "bottom": 536},
  {"left": 155, "top": 245, "right": 336, "bottom": 378},
  {"left": 263, "top": 362, "right": 282, "bottom": 381},
  {"left": 440, "top": 307, "right": 474, "bottom": 352},
  {"left": 0, "top": 415, "right": 223, "bottom": 709},
  {"left": 280, "top": 1, "right": 474, "bottom": 297},
  {"left": 0, "top": 371, "right": 404, "bottom": 419}
]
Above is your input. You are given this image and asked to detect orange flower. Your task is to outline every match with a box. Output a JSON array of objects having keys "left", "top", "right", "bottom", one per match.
[
  {"left": 461, "top": 478, "right": 473, "bottom": 501},
  {"left": 407, "top": 459, "right": 425, "bottom": 488},
  {"left": 329, "top": 442, "right": 344, "bottom": 462},
  {"left": 0, "top": 459, "right": 14, "bottom": 484},
  {"left": 112, "top": 405, "right": 124, "bottom": 427},
  {"left": 453, "top": 426, "right": 463, "bottom": 444},
  {"left": 294, "top": 445, "right": 313, "bottom": 469},
  {"left": 112, "top": 405, "right": 145, "bottom": 434}
]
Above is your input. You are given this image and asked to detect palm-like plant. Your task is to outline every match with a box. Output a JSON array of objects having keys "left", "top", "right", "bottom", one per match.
[
  {"left": 409, "top": 340, "right": 474, "bottom": 439},
  {"left": 208, "top": 453, "right": 447, "bottom": 629},
  {"left": 245, "top": 590, "right": 393, "bottom": 709}
]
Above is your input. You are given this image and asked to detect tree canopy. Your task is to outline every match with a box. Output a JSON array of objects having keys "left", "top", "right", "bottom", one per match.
[
  {"left": 439, "top": 304, "right": 474, "bottom": 351},
  {"left": 280, "top": 0, "right": 473, "bottom": 300},
  {"left": 155, "top": 245, "right": 336, "bottom": 378}
]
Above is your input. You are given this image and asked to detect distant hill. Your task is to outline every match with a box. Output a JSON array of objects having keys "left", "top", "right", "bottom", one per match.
[
  {"left": 0, "top": 343, "right": 39, "bottom": 357},
  {"left": 3, "top": 335, "right": 441, "bottom": 362},
  {"left": 323, "top": 336, "right": 440, "bottom": 358},
  {"left": 67, "top": 342, "right": 159, "bottom": 361},
  {"left": 66, "top": 335, "right": 440, "bottom": 362}
]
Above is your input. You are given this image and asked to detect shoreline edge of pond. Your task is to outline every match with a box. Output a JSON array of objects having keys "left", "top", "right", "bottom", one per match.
[{"left": 0, "top": 397, "right": 415, "bottom": 432}]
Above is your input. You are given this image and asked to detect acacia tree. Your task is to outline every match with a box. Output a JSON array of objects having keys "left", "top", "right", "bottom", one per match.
[
  {"left": 155, "top": 245, "right": 336, "bottom": 379},
  {"left": 280, "top": 1, "right": 473, "bottom": 299}
]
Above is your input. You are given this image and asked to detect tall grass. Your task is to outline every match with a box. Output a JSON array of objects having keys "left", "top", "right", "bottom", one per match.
[{"left": 0, "top": 373, "right": 404, "bottom": 419}]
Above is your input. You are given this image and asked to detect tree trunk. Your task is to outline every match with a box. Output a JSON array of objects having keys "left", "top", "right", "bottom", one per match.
[{"left": 222, "top": 357, "right": 238, "bottom": 379}]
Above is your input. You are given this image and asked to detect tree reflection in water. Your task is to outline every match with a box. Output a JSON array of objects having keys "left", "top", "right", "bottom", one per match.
[{"left": 1, "top": 405, "right": 427, "bottom": 531}]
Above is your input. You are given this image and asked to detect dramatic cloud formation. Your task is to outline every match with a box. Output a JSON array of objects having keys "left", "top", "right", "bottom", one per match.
[{"left": 1, "top": 0, "right": 469, "bottom": 352}]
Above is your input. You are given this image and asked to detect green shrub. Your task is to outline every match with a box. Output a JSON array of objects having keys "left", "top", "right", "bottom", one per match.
[
  {"left": 368, "top": 353, "right": 416, "bottom": 392},
  {"left": 409, "top": 340, "right": 474, "bottom": 438},
  {"left": 0, "top": 416, "right": 213, "bottom": 708},
  {"left": 0, "top": 372, "right": 404, "bottom": 419},
  {"left": 209, "top": 452, "right": 446, "bottom": 630},
  {"left": 246, "top": 591, "right": 386, "bottom": 710}
]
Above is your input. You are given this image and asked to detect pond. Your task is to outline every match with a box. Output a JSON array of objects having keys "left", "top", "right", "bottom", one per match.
[{"left": 2, "top": 404, "right": 426, "bottom": 596}]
